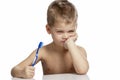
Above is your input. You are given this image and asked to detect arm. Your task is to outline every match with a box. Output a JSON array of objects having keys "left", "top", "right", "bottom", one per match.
[
  {"left": 65, "top": 33, "right": 89, "bottom": 74},
  {"left": 11, "top": 49, "right": 42, "bottom": 78}
]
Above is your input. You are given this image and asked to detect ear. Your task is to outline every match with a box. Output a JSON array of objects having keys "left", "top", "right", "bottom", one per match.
[{"left": 46, "top": 24, "right": 51, "bottom": 34}]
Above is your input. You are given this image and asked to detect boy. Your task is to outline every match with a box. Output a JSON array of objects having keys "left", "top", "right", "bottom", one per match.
[{"left": 11, "top": 0, "right": 89, "bottom": 79}]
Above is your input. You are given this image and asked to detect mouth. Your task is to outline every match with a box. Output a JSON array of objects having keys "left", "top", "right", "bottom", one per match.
[{"left": 61, "top": 41, "right": 66, "bottom": 44}]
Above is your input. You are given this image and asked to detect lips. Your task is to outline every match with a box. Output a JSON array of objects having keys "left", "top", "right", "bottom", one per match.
[
  {"left": 61, "top": 39, "right": 67, "bottom": 43},
  {"left": 61, "top": 41, "right": 66, "bottom": 43}
]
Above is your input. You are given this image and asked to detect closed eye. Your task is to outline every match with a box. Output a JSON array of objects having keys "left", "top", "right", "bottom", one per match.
[
  {"left": 57, "top": 31, "right": 63, "bottom": 33},
  {"left": 68, "top": 30, "right": 75, "bottom": 33}
]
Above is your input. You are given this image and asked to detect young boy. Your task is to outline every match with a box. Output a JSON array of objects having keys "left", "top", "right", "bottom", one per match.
[{"left": 11, "top": 0, "right": 89, "bottom": 79}]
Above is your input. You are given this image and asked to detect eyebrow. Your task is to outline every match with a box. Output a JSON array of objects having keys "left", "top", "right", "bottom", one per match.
[{"left": 55, "top": 27, "right": 75, "bottom": 30}]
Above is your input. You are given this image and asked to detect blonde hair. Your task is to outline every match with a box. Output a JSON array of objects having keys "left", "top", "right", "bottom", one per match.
[{"left": 47, "top": 0, "right": 78, "bottom": 27}]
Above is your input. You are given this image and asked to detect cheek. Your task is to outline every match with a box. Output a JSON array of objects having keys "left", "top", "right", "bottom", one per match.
[{"left": 52, "top": 34, "right": 61, "bottom": 40}]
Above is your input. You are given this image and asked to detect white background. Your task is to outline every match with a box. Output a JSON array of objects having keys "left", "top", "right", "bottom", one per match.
[{"left": 0, "top": 0, "right": 120, "bottom": 80}]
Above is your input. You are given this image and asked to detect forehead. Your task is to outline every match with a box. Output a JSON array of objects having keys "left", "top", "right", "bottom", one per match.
[{"left": 53, "top": 21, "right": 76, "bottom": 30}]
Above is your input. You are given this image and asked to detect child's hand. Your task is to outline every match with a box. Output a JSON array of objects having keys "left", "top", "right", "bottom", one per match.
[
  {"left": 23, "top": 66, "right": 35, "bottom": 79},
  {"left": 64, "top": 33, "right": 78, "bottom": 49},
  {"left": 69, "top": 33, "right": 78, "bottom": 42}
]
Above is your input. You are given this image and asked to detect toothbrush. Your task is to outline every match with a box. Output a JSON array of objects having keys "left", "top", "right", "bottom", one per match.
[{"left": 32, "top": 42, "right": 43, "bottom": 66}]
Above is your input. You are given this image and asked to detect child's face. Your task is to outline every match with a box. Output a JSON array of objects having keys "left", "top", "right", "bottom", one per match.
[{"left": 47, "top": 22, "right": 77, "bottom": 47}]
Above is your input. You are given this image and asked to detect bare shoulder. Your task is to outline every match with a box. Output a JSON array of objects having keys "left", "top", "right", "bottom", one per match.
[
  {"left": 37, "top": 46, "right": 46, "bottom": 60},
  {"left": 77, "top": 46, "right": 87, "bottom": 58},
  {"left": 38, "top": 43, "right": 51, "bottom": 61}
]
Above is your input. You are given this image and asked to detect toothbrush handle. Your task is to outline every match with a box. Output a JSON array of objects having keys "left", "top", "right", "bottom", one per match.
[{"left": 32, "top": 42, "right": 43, "bottom": 66}]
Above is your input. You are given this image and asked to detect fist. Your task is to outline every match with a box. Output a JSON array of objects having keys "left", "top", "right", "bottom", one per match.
[
  {"left": 23, "top": 66, "right": 35, "bottom": 79},
  {"left": 68, "top": 33, "right": 78, "bottom": 42},
  {"left": 64, "top": 33, "right": 78, "bottom": 49}
]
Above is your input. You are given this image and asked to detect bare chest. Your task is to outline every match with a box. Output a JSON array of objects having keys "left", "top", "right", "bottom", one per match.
[{"left": 42, "top": 53, "right": 75, "bottom": 74}]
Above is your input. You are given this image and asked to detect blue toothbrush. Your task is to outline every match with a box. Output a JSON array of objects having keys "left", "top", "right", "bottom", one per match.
[{"left": 32, "top": 42, "right": 43, "bottom": 66}]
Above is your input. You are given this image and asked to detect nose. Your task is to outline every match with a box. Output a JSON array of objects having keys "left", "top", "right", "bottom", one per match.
[{"left": 62, "top": 33, "right": 69, "bottom": 40}]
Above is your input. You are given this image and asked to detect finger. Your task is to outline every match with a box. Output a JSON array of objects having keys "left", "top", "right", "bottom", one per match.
[
  {"left": 29, "top": 71, "right": 35, "bottom": 77},
  {"left": 29, "top": 70, "right": 35, "bottom": 73},
  {"left": 29, "top": 74, "right": 34, "bottom": 78},
  {"left": 29, "top": 66, "right": 35, "bottom": 70},
  {"left": 26, "top": 74, "right": 34, "bottom": 79},
  {"left": 26, "top": 71, "right": 34, "bottom": 78},
  {"left": 70, "top": 33, "right": 77, "bottom": 37}
]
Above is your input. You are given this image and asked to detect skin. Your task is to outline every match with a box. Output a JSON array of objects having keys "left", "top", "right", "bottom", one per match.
[{"left": 11, "top": 21, "right": 89, "bottom": 79}]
